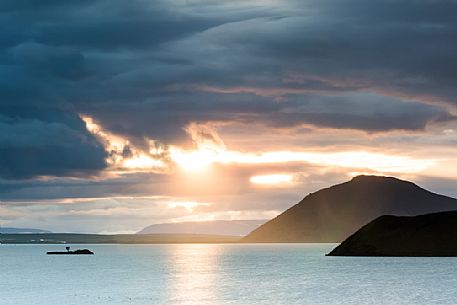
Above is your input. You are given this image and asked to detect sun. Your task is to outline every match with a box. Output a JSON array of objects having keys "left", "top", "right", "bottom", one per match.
[{"left": 170, "top": 147, "right": 217, "bottom": 172}]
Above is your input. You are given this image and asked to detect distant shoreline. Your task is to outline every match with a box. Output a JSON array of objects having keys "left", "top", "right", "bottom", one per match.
[
  {"left": 0, "top": 233, "right": 341, "bottom": 244},
  {"left": 0, "top": 233, "right": 241, "bottom": 244}
]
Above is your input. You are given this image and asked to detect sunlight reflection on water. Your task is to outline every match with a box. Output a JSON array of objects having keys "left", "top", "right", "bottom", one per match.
[
  {"left": 2, "top": 244, "right": 457, "bottom": 305},
  {"left": 166, "top": 244, "right": 221, "bottom": 305}
]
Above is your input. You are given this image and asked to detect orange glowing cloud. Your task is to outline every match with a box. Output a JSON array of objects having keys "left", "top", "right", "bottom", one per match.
[
  {"left": 83, "top": 116, "right": 438, "bottom": 179},
  {"left": 81, "top": 115, "right": 167, "bottom": 172}
]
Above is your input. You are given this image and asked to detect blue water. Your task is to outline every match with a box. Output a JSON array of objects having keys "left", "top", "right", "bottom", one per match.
[{"left": 2, "top": 244, "right": 457, "bottom": 305}]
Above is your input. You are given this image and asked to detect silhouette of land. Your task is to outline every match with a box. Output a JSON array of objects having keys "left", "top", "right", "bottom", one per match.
[
  {"left": 243, "top": 175, "right": 457, "bottom": 243},
  {"left": 138, "top": 220, "right": 266, "bottom": 236},
  {"left": 0, "top": 233, "right": 240, "bottom": 244},
  {"left": 47, "top": 247, "right": 94, "bottom": 255},
  {"left": 327, "top": 211, "right": 457, "bottom": 256},
  {"left": 4, "top": 176, "right": 457, "bottom": 245}
]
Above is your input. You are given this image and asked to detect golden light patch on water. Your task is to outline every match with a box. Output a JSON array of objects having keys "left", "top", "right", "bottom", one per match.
[{"left": 165, "top": 244, "right": 221, "bottom": 304}]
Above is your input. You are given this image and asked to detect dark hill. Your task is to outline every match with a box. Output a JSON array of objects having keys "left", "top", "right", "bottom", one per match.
[
  {"left": 327, "top": 211, "right": 457, "bottom": 256},
  {"left": 242, "top": 175, "right": 457, "bottom": 242}
]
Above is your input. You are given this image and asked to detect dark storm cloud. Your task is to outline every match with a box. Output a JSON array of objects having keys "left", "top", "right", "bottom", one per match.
[
  {"left": 0, "top": 111, "right": 107, "bottom": 179},
  {"left": 0, "top": 173, "right": 147, "bottom": 200},
  {"left": 84, "top": 92, "right": 455, "bottom": 146},
  {"left": 1, "top": 0, "right": 457, "bottom": 179},
  {"left": 260, "top": 93, "right": 456, "bottom": 131},
  {"left": 233, "top": 0, "right": 457, "bottom": 101}
]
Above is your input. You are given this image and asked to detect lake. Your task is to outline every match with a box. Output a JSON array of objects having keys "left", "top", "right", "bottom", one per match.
[{"left": 2, "top": 244, "right": 457, "bottom": 305}]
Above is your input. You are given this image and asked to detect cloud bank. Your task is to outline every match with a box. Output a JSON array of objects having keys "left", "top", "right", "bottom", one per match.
[{"left": 2, "top": 0, "right": 457, "bottom": 231}]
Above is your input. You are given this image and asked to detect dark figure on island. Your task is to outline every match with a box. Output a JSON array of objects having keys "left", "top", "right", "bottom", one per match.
[{"left": 47, "top": 247, "right": 94, "bottom": 255}]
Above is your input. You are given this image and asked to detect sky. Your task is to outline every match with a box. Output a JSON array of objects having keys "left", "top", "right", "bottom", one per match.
[{"left": 1, "top": 0, "right": 457, "bottom": 233}]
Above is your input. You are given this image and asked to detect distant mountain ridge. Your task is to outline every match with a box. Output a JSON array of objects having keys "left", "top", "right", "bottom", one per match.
[
  {"left": 0, "top": 233, "right": 239, "bottom": 244},
  {"left": 138, "top": 220, "right": 266, "bottom": 236},
  {"left": 0, "top": 227, "right": 51, "bottom": 234},
  {"left": 243, "top": 175, "right": 457, "bottom": 242}
]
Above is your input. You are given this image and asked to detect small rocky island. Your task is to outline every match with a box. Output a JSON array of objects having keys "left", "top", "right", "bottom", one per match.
[
  {"left": 327, "top": 211, "right": 457, "bottom": 256},
  {"left": 47, "top": 247, "right": 94, "bottom": 255}
]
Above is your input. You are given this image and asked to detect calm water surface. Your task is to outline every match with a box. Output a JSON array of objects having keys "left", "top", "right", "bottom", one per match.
[{"left": 2, "top": 244, "right": 457, "bottom": 305}]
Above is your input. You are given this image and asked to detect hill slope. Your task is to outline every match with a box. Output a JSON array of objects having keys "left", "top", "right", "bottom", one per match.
[
  {"left": 327, "top": 211, "right": 457, "bottom": 256},
  {"left": 138, "top": 220, "right": 266, "bottom": 236},
  {"left": 243, "top": 175, "right": 457, "bottom": 242}
]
